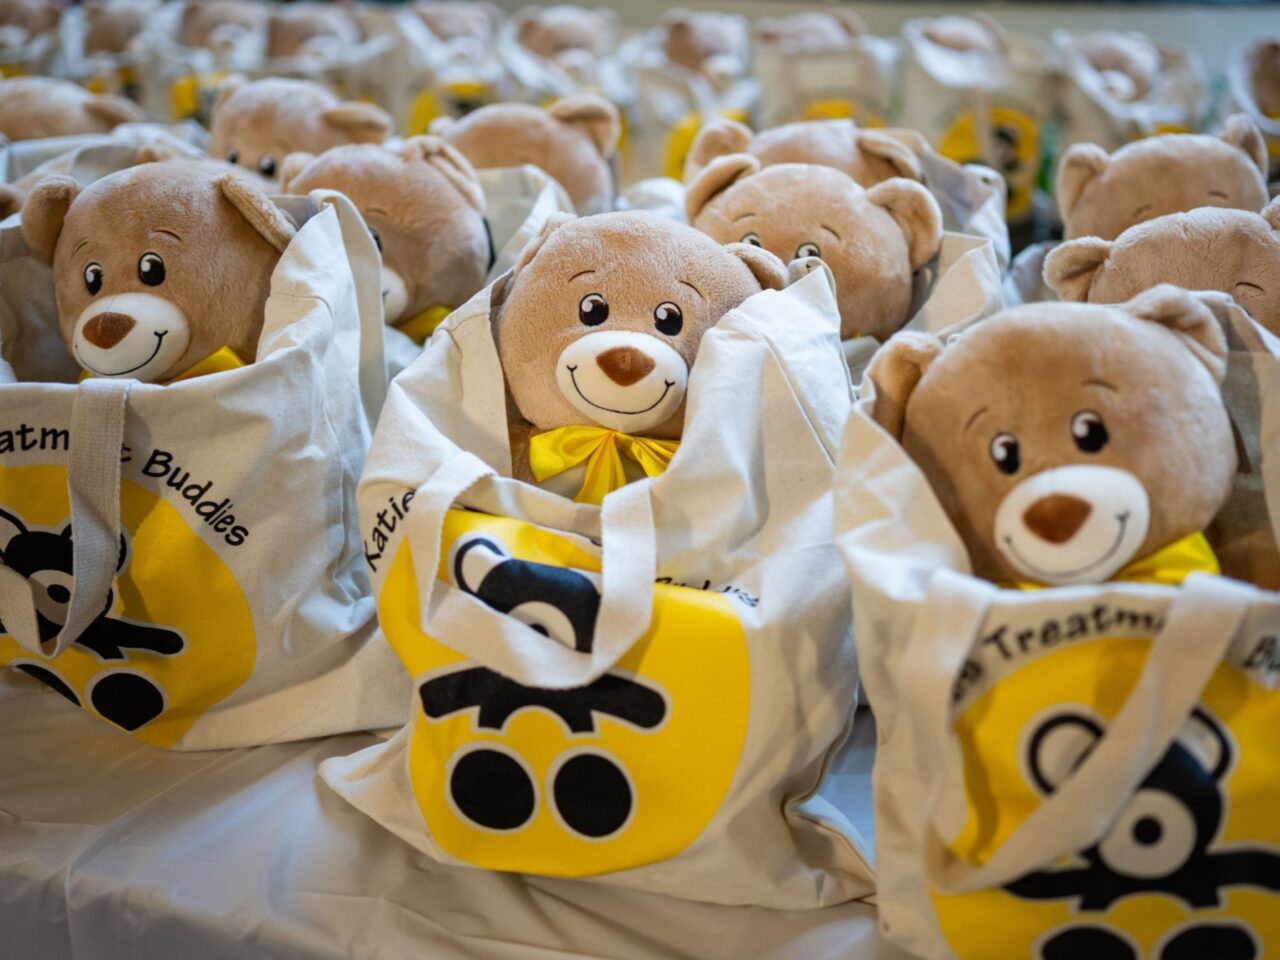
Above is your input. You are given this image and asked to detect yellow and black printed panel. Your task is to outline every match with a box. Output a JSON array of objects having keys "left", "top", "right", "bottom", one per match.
[
  {"left": 938, "top": 104, "right": 1040, "bottom": 220},
  {"left": 378, "top": 508, "right": 752, "bottom": 877},
  {"left": 0, "top": 465, "right": 256, "bottom": 748}
]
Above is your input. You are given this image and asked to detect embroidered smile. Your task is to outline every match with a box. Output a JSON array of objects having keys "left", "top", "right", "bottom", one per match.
[
  {"left": 567, "top": 365, "right": 675, "bottom": 416},
  {"left": 1004, "top": 511, "right": 1131, "bottom": 581},
  {"left": 77, "top": 330, "right": 168, "bottom": 377}
]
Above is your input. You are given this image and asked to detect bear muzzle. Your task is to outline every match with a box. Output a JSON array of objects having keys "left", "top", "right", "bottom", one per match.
[{"left": 555, "top": 331, "right": 689, "bottom": 434}]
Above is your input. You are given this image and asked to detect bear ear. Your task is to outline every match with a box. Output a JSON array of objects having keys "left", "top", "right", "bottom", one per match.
[
  {"left": 865, "top": 178, "right": 943, "bottom": 271},
  {"left": 0, "top": 184, "right": 23, "bottom": 221},
  {"left": 322, "top": 102, "right": 393, "bottom": 144},
  {"left": 1026, "top": 713, "right": 1103, "bottom": 795},
  {"left": 866, "top": 331, "right": 944, "bottom": 441},
  {"left": 726, "top": 242, "right": 787, "bottom": 291},
  {"left": 212, "top": 73, "right": 248, "bottom": 116},
  {"left": 1055, "top": 143, "right": 1109, "bottom": 225},
  {"left": 1219, "top": 113, "right": 1269, "bottom": 180},
  {"left": 20, "top": 175, "right": 80, "bottom": 265},
  {"left": 1261, "top": 195, "right": 1280, "bottom": 232},
  {"left": 275, "top": 152, "right": 315, "bottom": 194},
  {"left": 547, "top": 95, "right": 620, "bottom": 159},
  {"left": 1043, "top": 236, "right": 1112, "bottom": 302},
  {"left": 510, "top": 211, "right": 574, "bottom": 279},
  {"left": 684, "top": 153, "right": 761, "bottom": 223},
  {"left": 1123, "top": 284, "right": 1229, "bottom": 384},
  {"left": 84, "top": 93, "right": 146, "bottom": 128},
  {"left": 427, "top": 115, "right": 457, "bottom": 138},
  {"left": 217, "top": 173, "right": 297, "bottom": 254},
  {"left": 400, "top": 135, "right": 485, "bottom": 212},
  {"left": 0, "top": 507, "right": 28, "bottom": 557},
  {"left": 857, "top": 130, "right": 923, "bottom": 182},
  {"left": 685, "top": 118, "right": 753, "bottom": 180}
]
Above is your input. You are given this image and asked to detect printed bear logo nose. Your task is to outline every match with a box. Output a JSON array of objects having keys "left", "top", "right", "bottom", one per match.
[
  {"left": 83, "top": 312, "right": 136, "bottom": 349},
  {"left": 596, "top": 346, "right": 655, "bottom": 387},
  {"left": 1023, "top": 494, "right": 1093, "bottom": 544}
]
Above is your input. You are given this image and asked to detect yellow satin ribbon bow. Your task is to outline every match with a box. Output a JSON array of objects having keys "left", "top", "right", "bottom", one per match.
[
  {"left": 79, "top": 345, "right": 246, "bottom": 385},
  {"left": 1003, "top": 532, "right": 1220, "bottom": 591},
  {"left": 394, "top": 304, "right": 454, "bottom": 346},
  {"left": 529, "top": 426, "right": 679, "bottom": 505}
]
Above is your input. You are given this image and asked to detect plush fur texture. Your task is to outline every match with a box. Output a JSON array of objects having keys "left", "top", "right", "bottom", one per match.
[
  {"left": 1251, "top": 38, "right": 1280, "bottom": 118},
  {"left": 0, "top": 0, "right": 59, "bottom": 50},
  {"left": 209, "top": 76, "right": 391, "bottom": 184},
  {"left": 0, "top": 77, "right": 145, "bottom": 141},
  {"left": 266, "top": 2, "right": 360, "bottom": 58},
  {"left": 1069, "top": 31, "right": 1163, "bottom": 102},
  {"left": 278, "top": 137, "right": 490, "bottom": 325},
  {"left": 431, "top": 96, "right": 619, "bottom": 215},
  {"left": 687, "top": 156, "right": 941, "bottom": 341},
  {"left": 753, "top": 10, "right": 865, "bottom": 53},
  {"left": 1046, "top": 198, "right": 1280, "bottom": 336},
  {"left": 1057, "top": 116, "right": 1270, "bottom": 241},
  {"left": 22, "top": 160, "right": 295, "bottom": 382},
  {"left": 413, "top": 1, "right": 498, "bottom": 42},
  {"left": 660, "top": 8, "right": 745, "bottom": 80},
  {"left": 84, "top": 0, "right": 156, "bottom": 56},
  {"left": 514, "top": 4, "right": 615, "bottom": 70},
  {"left": 178, "top": 0, "right": 264, "bottom": 49},
  {"left": 684, "top": 118, "right": 923, "bottom": 187},
  {"left": 868, "top": 287, "right": 1235, "bottom": 583},
  {"left": 494, "top": 211, "right": 785, "bottom": 476}
]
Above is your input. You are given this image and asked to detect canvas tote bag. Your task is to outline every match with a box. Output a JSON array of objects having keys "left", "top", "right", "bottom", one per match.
[{"left": 321, "top": 267, "right": 873, "bottom": 908}]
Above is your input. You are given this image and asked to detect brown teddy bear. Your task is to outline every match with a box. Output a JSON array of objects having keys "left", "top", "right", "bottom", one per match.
[
  {"left": 867, "top": 285, "right": 1235, "bottom": 586},
  {"left": 83, "top": 0, "right": 155, "bottom": 56},
  {"left": 1250, "top": 38, "right": 1280, "bottom": 119},
  {"left": 0, "top": 0, "right": 59, "bottom": 52},
  {"left": 209, "top": 76, "right": 392, "bottom": 183},
  {"left": 413, "top": 0, "right": 499, "bottom": 43},
  {"left": 431, "top": 96, "right": 619, "bottom": 215},
  {"left": 20, "top": 159, "right": 296, "bottom": 384},
  {"left": 266, "top": 1, "right": 361, "bottom": 59},
  {"left": 512, "top": 3, "right": 615, "bottom": 76},
  {"left": 684, "top": 117, "right": 923, "bottom": 187},
  {"left": 753, "top": 10, "right": 867, "bottom": 54},
  {"left": 0, "top": 77, "right": 146, "bottom": 141},
  {"left": 659, "top": 8, "right": 746, "bottom": 81},
  {"left": 1057, "top": 115, "right": 1270, "bottom": 241},
  {"left": 494, "top": 211, "right": 786, "bottom": 501},
  {"left": 686, "top": 155, "right": 942, "bottom": 342},
  {"left": 277, "top": 137, "right": 491, "bottom": 341},
  {"left": 1045, "top": 197, "right": 1280, "bottom": 336},
  {"left": 178, "top": 0, "right": 265, "bottom": 50}
]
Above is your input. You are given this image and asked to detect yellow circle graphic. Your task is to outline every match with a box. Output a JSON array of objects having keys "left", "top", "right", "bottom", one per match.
[
  {"left": 938, "top": 105, "right": 1040, "bottom": 220},
  {"left": 802, "top": 98, "right": 885, "bottom": 127}
]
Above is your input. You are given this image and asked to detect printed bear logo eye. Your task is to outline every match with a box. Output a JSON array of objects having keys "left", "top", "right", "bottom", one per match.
[
  {"left": 653, "top": 301, "right": 682, "bottom": 336},
  {"left": 578, "top": 293, "right": 609, "bottom": 327},
  {"left": 1098, "top": 788, "right": 1198, "bottom": 879},
  {"left": 795, "top": 241, "right": 821, "bottom": 259},
  {"left": 991, "top": 432, "right": 1021, "bottom": 475},
  {"left": 1071, "top": 410, "right": 1109, "bottom": 454},
  {"left": 84, "top": 262, "right": 103, "bottom": 295},
  {"left": 138, "top": 252, "right": 165, "bottom": 287},
  {"left": 29, "top": 569, "right": 74, "bottom": 626},
  {"left": 740, "top": 232, "right": 762, "bottom": 247}
]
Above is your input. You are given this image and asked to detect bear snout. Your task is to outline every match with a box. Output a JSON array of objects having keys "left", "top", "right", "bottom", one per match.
[
  {"left": 596, "top": 346, "right": 655, "bottom": 387},
  {"left": 1023, "top": 494, "right": 1093, "bottom": 544},
  {"left": 82, "top": 312, "right": 137, "bottom": 350}
]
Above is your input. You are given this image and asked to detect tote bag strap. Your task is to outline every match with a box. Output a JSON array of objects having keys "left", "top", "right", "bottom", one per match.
[
  {"left": 0, "top": 378, "right": 133, "bottom": 658},
  {"left": 907, "top": 568, "right": 1255, "bottom": 894},
  {"left": 403, "top": 449, "right": 658, "bottom": 690}
]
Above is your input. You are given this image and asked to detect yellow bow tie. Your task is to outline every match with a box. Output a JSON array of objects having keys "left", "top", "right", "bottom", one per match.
[
  {"left": 1003, "top": 532, "right": 1220, "bottom": 591},
  {"left": 79, "top": 345, "right": 246, "bottom": 385},
  {"left": 528, "top": 426, "right": 679, "bottom": 505},
  {"left": 394, "top": 304, "right": 453, "bottom": 346}
]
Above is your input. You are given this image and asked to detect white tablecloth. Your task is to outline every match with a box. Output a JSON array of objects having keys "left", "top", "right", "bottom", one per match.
[{"left": 0, "top": 673, "right": 905, "bottom": 960}]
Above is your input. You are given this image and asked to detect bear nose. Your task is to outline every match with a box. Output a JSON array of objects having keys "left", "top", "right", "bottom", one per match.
[
  {"left": 595, "top": 346, "right": 655, "bottom": 387},
  {"left": 1023, "top": 494, "right": 1093, "bottom": 544},
  {"left": 82, "top": 313, "right": 136, "bottom": 350}
]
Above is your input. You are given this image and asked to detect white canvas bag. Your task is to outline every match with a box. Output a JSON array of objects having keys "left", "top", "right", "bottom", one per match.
[
  {"left": 1224, "top": 38, "right": 1280, "bottom": 185},
  {"left": 753, "top": 32, "right": 897, "bottom": 131}
]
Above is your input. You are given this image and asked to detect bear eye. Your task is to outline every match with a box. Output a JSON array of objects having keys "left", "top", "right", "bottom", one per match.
[
  {"left": 578, "top": 293, "right": 608, "bottom": 326},
  {"left": 740, "top": 232, "right": 762, "bottom": 247},
  {"left": 138, "top": 252, "right": 165, "bottom": 286},
  {"left": 795, "top": 241, "right": 821, "bottom": 259},
  {"left": 258, "top": 155, "right": 277, "bottom": 178},
  {"left": 84, "top": 262, "right": 103, "bottom": 295},
  {"left": 368, "top": 228, "right": 383, "bottom": 253},
  {"left": 1071, "top": 410, "right": 1109, "bottom": 454},
  {"left": 990, "top": 433, "right": 1020, "bottom": 475},
  {"left": 227, "top": 148, "right": 240, "bottom": 165},
  {"left": 653, "top": 301, "right": 682, "bottom": 336}
]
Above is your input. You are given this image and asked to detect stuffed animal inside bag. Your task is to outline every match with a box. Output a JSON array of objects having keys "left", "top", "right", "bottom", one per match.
[
  {"left": 493, "top": 211, "right": 786, "bottom": 503},
  {"left": 0, "top": 77, "right": 145, "bottom": 141},
  {"left": 83, "top": 0, "right": 156, "bottom": 56},
  {"left": 20, "top": 160, "right": 296, "bottom": 384},
  {"left": 266, "top": 1, "right": 360, "bottom": 58},
  {"left": 686, "top": 155, "right": 942, "bottom": 342},
  {"left": 867, "top": 285, "right": 1235, "bottom": 587},
  {"left": 659, "top": 8, "right": 746, "bottom": 83},
  {"left": 209, "top": 76, "right": 392, "bottom": 184},
  {"left": 278, "top": 137, "right": 492, "bottom": 343},
  {"left": 413, "top": 0, "right": 498, "bottom": 43},
  {"left": 0, "top": 0, "right": 59, "bottom": 51},
  {"left": 513, "top": 3, "right": 615, "bottom": 77},
  {"left": 177, "top": 0, "right": 265, "bottom": 50}
]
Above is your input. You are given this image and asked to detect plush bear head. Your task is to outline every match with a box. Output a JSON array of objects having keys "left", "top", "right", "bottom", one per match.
[
  {"left": 266, "top": 2, "right": 360, "bottom": 58},
  {"left": 209, "top": 76, "right": 392, "bottom": 184},
  {"left": 686, "top": 156, "right": 941, "bottom": 342},
  {"left": 0, "top": 0, "right": 59, "bottom": 50},
  {"left": 178, "top": 0, "right": 265, "bottom": 50},
  {"left": 84, "top": 0, "right": 156, "bottom": 56},
  {"left": 21, "top": 160, "right": 296, "bottom": 383},
  {"left": 431, "top": 96, "right": 619, "bottom": 215},
  {"left": 1045, "top": 198, "right": 1280, "bottom": 337},
  {"left": 413, "top": 0, "right": 498, "bottom": 43},
  {"left": 868, "top": 286, "right": 1235, "bottom": 585},
  {"left": 685, "top": 117, "right": 922, "bottom": 188},
  {"left": 278, "top": 137, "right": 490, "bottom": 327},
  {"left": 514, "top": 4, "right": 615, "bottom": 73},
  {"left": 1069, "top": 31, "right": 1163, "bottom": 102},
  {"left": 753, "top": 10, "right": 866, "bottom": 54},
  {"left": 1250, "top": 38, "right": 1280, "bottom": 118},
  {"left": 494, "top": 211, "right": 786, "bottom": 442},
  {"left": 919, "top": 13, "right": 1007, "bottom": 57},
  {"left": 660, "top": 8, "right": 745, "bottom": 80},
  {"left": 1057, "top": 115, "right": 1270, "bottom": 241},
  {"left": 0, "top": 77, "right": 146, "bottom": 141}
]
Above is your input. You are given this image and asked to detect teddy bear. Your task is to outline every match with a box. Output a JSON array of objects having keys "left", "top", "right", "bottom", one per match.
[
  {"left": 431, "top": 96, "right": 619, "bottom": 215},
  {"left": 1057, "top": 115, "right": 1270, "bottom": 241},
  {"left": 266, "top": 2, "right": 361, "bottom": 59},
  {"left": 753, "top": 10, "right": 867, "bottom": 54},
  {"left": 277, "top": 137, "right": 491, "bottom": 342},
  {"left": 1067, "top": 31, "right": 1163, "bottom": 103},
  {"left": 0, "top": 77, "right": 146, "bottom": 141},
  {"left": 83, "top": 0, "right": 156, "bottom": 56},
  {"left": 494, "top": 210, "right": 786, "bottom": 501},
  {"left": 209, "top": 76, "right": 392, "bottom": 184},
  {"left": 0, "top": 0, "right": 59, "bottom": 52},
  {"left": 20, "top": 159, "right": 296, "bottom": 384},
  {"left": 867, "top": 285, "right": 1235, "bottom": 586},
  {"left": 177, "top": 0, "right": 264, "bottom": 50},
  {"left": 512, "top": 4, "right": 615, "bottom": 78},
  {"left": 1246, "top": 38, "right": 1280, "bottom": 119},
  {"left": 659, "top": 8, "right": 746, "bottom": 82},
  {"left": 686, "top": 154, "right": 942, "bottom": 343},
  {"left": 413, "top": 0, "right": 499, "bottom": 44},
  {"left": 684, "top": 117, "right": 923, "bottom": 187},
  {"left": 1045, "top": 198, "right": 1280, "bottom": 337}
]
